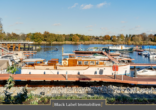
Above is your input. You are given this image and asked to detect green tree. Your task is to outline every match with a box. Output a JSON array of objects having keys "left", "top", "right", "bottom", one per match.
[
  {"left": 43, "top": 31, "right": 50, "bottom": 41},
  {"left": 120, "top": 34, "right": 125, "bottom": 41},
  {"left": 46, "top": 33, "right": 56, "bottom": 44},
  {"left": 33, "top": 32, "right": 44, "bottom": 44},
  {"left": 56, "top": 35, "right": 65, "bottom": 42}
]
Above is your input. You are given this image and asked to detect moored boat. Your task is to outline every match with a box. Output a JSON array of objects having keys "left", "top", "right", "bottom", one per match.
[
  {"left": 21, "top": 54, "right": 130, "bottom": 75},
  {"left": 137, "top": 69, "right": 156, "bottom": 75},
  {"left": 103, "top": 45, "right": 133, "bottom": 52}
]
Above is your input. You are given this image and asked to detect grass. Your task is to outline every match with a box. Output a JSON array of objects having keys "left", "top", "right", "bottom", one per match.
[{"left": 0, "top": 94, "right": 156, "bottom": 104}]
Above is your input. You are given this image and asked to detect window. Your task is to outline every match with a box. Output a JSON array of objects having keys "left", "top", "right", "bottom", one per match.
[
  {"left": 90, "top": 61, "right": 95, "bottom": 65},
  {"left": 84, "top": 61, "right": 88, "bottom": 65},
  {"left": 96, "top": 61, "right": 99, "bottom": 65},
  {"left": 78, "top": 61, "right": 82, "bottom": 65}
]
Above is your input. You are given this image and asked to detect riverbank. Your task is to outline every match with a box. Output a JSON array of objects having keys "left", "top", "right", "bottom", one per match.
[
  {"left": 1, "top": 86, "right": 156, "bottom": 104},
  {"left": 1, "top": 86, "right": 156, "bottom": 97},
  {"left": 32, "top": 41, "right": 156, "bottom": 45}
]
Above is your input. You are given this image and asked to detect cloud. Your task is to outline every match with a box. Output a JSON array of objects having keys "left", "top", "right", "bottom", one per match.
[
  {"left": 97, "top": 2, "right": 108, "bottom": 8},
  {"left": 68, "top": 3, "right": 78, "bottom": 9},
  {"left": 86, "top": 25, "right": 93, "bottom": 28},
  {"left": 88, "top": 29, "right": 93, "bottom": 31},
  {"left": 121, "top": 26, "right": 126, "bottom": 28},
  {"left": 120, "top": 29, "right": 125, "bottom": 31},
  {"left": 121, "top": 21, "right": 126, "bottom": 23},
  {"left": 81, "top": 4, "right": 93, "bottom": 9},
  {"left": 15, "top": 29, "right": 20, "bottom": 31},
  {"left": 53, "top": 23, "right": 61, "bottom": 26},
  {"left": 9, "top": 22, "right": 23, "bottom": 27},
  {"left": 101, "top": 27, "right": 108, "bottom": 30},
  {"left": 15, "top": 22, "right": 23, "bottom": 24},
  {"left": 135, "top": 25, "right": 141, "bottom": 28}
]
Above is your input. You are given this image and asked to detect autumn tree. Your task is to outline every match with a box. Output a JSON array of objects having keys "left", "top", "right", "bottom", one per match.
[
  {"left": 104, "top": 35, "right": 110, "bottom": 40},
  {"left": 112, "top": 35, "right": 117, "bottom": 42},
  {"left": 72, "top": 35, "right": 80, "bottom": 42},
  {"left": 148, "top": 34, "right": 154, "bottom": 41},
  {"left": 33, "top": 32, "right": 44, "bottom": 44}
]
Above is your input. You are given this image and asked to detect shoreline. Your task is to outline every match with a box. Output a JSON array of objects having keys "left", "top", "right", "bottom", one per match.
[{"left": 32, "top": 41, "right": 156, "bottom": 45}]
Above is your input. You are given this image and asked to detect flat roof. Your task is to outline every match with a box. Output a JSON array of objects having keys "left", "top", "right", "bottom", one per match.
[{"left": 23, "top": 58, "right": 45, "bottom": 62}]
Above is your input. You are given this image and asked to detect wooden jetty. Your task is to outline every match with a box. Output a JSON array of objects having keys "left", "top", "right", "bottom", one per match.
[
  {"left": 0, "top": 74, "right": 156, "bottom": 85},
  {"left": 102, "top": 51, "right": 119, "bottom": 64}
]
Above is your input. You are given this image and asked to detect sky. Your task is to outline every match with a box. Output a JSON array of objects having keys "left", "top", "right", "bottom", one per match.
[{"left": 0, "top": 0, "right": 156, "bottom": 36}]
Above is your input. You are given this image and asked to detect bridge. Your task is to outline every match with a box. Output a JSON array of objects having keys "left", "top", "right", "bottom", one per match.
[{"left": 0, "top": 41, "right": 35, "bottom": 51}]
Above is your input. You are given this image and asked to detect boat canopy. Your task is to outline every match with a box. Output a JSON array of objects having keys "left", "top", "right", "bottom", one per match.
[{"left": 22, "top": 59, "right": 45, "bottom": 62}]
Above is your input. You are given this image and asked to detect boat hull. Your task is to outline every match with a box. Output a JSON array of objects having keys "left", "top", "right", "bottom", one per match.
[
  {"left": 104, "top": 48, "right": 133, "bottom": 52},
  {"left": 21, "top": 65, "right": 130, "bottom": 75},
  {"left": 74, "top": 51, "right": 102, "bottom": 54}
]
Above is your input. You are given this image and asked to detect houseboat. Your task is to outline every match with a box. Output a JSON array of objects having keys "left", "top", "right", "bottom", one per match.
[
  {"left": 21, "top": 54, "right": 130, "bottom": 75},
  {"left": 103, "top": 45, "right": 133, "bottom": 51}
]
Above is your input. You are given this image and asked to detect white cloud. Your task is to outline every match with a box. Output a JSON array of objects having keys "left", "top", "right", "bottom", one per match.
[
  {"left": 86, "top": 25, "right": 93, "bottom": 28},
  {"left": 68, "top": 3, "right": 78, "bottom": 9},
  {"left": 97, "top": 2, "right": 108, "bottom": 8},
  {"left": 9, "top": 22, "right": 23, "bottom": 27},
  {"left": 81, "top": 4, "right": 93, "bottom": 9},
  {"left": 120, "top": 29, "right": 125, "bottom": 31},
  {"left": 15, "top": 22, "right": 23, "bottom": 24},
  {"left": 15, "top": 29, "right": 20, "bottom": 31},
  {"left": 135, "top": 25, "right": 141, "bottom": 28},
  {"left": 88, "top": 29, "right": 93, "bottom": 31},
  {"left": 101, "top": 27, "right": 108, "bottom": 30},
  {"left": 53, "top": 23, "right": 61, "bottom": 26},
  {"left": 121, "top": 21, "right": 126, "bottom": 23}
]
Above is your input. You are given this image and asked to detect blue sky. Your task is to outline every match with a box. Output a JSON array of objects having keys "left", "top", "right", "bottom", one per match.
[{"left": 0, "top": 0, "right": 156, "bottom": 36}]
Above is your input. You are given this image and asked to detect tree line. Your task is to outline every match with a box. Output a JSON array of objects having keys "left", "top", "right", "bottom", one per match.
[
  {"left": 0, "top": 31, "right": 156, "bottom": 44},
  {"left": 0, "top": 19, "right": 156, "bottom": 44}
]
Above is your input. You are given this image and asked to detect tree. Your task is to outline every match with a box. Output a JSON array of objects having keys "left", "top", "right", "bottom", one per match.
[
  {"left": 112, "top": 35, "right": 117, "bottom": 42},
  {"left": 46, "top": 33, "right": 56, "bottom": 44},
  {"left": 104, "top": 35, "right": 110, "bottom": 40},
  {"left": 120, "top": 34, "right": 125, "bottom": 41},
  {"left": 0, "top": 18, "right": 3, "bottom": 34},
  {"left": 148, "top": 34, "right": 154, "bottom": 41},
  {"left": 33, "top": 32, "right": 44, "bottom": 44},
  {"left": 43, "top": 31, "right": 50, "bottom": 41},
  {"left": 56, "top": 35, "right": 65, "bottom": 42},
  {"left": 72, "top": 35, "right": 80, "bottom": 42}
]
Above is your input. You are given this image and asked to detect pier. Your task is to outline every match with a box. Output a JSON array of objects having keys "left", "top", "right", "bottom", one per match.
[
  {"left": 0, "top": 41, "right": 36, "bottom": 51},
  {"left": 0, "top": 74, "right": 156, "bottom": 85}
]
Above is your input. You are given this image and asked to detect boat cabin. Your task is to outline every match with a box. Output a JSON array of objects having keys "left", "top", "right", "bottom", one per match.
[
  {"left": 22, "top": 59, "right": 45, "bottom": 67},
  {"left": 62, "top": 54, "right": 104, "bottom": 66}
]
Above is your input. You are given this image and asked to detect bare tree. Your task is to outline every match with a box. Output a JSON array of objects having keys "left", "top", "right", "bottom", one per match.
[{"left": 0, "top": 18, "right": 3, "bottom": 34}]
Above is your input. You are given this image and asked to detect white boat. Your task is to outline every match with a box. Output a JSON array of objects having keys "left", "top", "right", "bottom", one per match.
[
  {"left": 142, "top": 51, "right": 149, "bottom": 56},
  {"left": 104, "top": 45, "right": 133, "bottom": 51},
  {"left": 1, "top": 54, "right": 20, "bottom": 63},
  {"left": 21, "top": 55, "right": 130, "bottom": 75},
  {"left": 137, "top": 69, "right": 156, "bottom": 75},
  {"left": 148, "top": 52, "right": 156, "bottom": 58}
]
